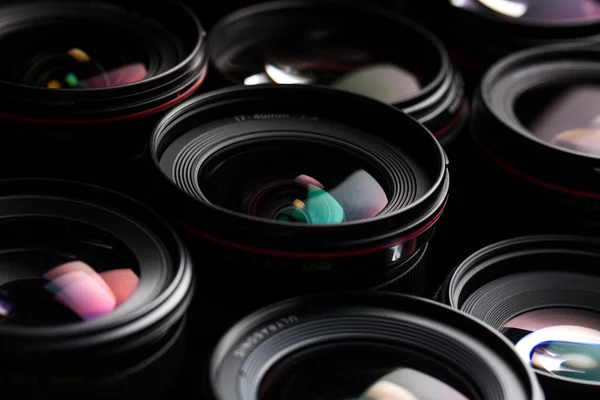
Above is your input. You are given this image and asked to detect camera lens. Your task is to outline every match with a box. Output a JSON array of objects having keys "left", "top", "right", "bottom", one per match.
[
  {"left": 468, "top": 45, "right": 600, "bottom": 231},
  {"left": 0, "top": 179, "right": 194, "bottom": 399},
  {"left": 209, "top": 292, "right": 544, "bottom": 400},
  {"left": 407, "top": 0, "right": 600, "bottom": 90},
  {"left": 441, "top": 235, "right": 600, "bottom": 399},
  {"left": 450, "top": 0, "right": 600, "bottom": 24},
  {"left": 0, "top": 0, "right": 207, "bottom": 180},
  {"left": 149, "top": 85, "right": 448, "bottom": 310},
  {"left": 208, "top": 1, "right": 467, "bottom": 146}
]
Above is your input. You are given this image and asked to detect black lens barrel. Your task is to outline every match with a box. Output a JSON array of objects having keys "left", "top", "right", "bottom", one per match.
[
  {"left": 210, "top": 292, "right": 544, "bottom": 400},
  {"left": 442, "top": 235, "right": 600, "bottom": 400},
  {"left": 208, "top": 0, "right": 468, "bottom": 146},
  {"left": 0, "top": 179, "right": 194, "bottom": 399},
  {"left": 0, "top": 0, "right": 208, "bottom": 182},
  {"left": 469, "top": 45, "right": 600, "bottom": 233}
]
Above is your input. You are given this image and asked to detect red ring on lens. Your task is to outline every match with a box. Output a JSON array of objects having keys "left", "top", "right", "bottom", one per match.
[
  {"left": 0, "top": 67, "right": 207, "bottom": 125},
  {"left": 176, "top": 198, "right": 447, "bottom": 259},
  {"left": 472, "top": 129, "right": 600, "bottom": 199},
  {"left": 434, "top": 103, "right": 468, "bottom": 138}
]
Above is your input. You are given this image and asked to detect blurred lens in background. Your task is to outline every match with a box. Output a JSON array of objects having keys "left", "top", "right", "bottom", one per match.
[
  {"left": 209, "top": 1, "right": 467, "bottom": 147},
  {"left": 0, "top": 179, "right": 194, "bottom": 400},
  {"left": 0, "top": 1, "right": 207, "bottom": 189},
  {"left": 210, "top": 292, "right": 544, "bottom": 400},
  {"left": 463, "top": 46, "right": 600, "bottom": 245},
  {"left": 401, "top": 0, "right": 600, "bottom": 92},
  {"left": 150, "top": 85, "right": 448, "bottom": 324},
  {"left": 450, "top": 0, "right": 600, "bottom": 23},
  {"left": 442, "top": 235, "right": 600, "bottom": 399}
]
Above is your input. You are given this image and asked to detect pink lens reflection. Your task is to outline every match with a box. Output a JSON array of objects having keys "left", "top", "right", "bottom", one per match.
[
  {"left": 82, "top": 63, "right": 147, "bottom": 89},
  {"left": 52, "top": 270, "right": 117, "bottom": 320},
  {"left": 44, "top": 261, "right": 139, "bottom": 321},
  {"left": 100, "top": 269, "right": 140, "bottom": 306}
]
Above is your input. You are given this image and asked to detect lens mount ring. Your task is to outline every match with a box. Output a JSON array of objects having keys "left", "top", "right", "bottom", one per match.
[
  {"left": 151, "top": 84, "right": 449, "bottom": 254},
  {"left": 208, "top": 0, "right": 467, "bottom": 144},
  {"left": 0, "top": 0, "right": 208, "bottom": 121},
  {"left": 0, "top": 178, "right": 194, "bottom": 355},
  {"left": 210, "top": 292, "right": 544, "bottom": 400}
]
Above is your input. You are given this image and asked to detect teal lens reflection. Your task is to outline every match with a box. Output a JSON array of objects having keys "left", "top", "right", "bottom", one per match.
[
  {"left": 245, "top": 171, "right": 388, "bottom": 224},
  {"left": 515, "top": 325, "right": 600, "bottom": 382}
]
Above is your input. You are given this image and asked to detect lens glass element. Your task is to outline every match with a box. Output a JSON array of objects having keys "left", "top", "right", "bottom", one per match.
[
  {"left": 501, "top": 308, "right": 600, "bottom": 382},
  {"left": 0, "top": 217, "right": 140, "bottom": 326},
  {"left": 228, "top": 28, "right": 423, "bottom": 104},
  {"left": 516, "top": 84, "right": 600, "bottom": 156},
  {"left": 450, "top": 0, "right": 600, "bottom": 23},
  {"left": 198, "top": 141, "right": 390, "bottom": 224},
  {"left": 0, "top": 25, "right": 149, "bottom": 89},
  {"left": 258, "top": 346, "right": 470, "bottom": 400}
]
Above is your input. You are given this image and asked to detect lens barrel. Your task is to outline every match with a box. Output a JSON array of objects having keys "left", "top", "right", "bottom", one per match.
[
  {"left": 466, "top": 45, "right": 600, "bottom": 237},
  {"left": 208, "top": 0, "right": 468, "bottom": 147},
  {"left": 148, "top": 84, "right": 448, "bottom": 314},
  {"left": 441, "top": 235, "right": 600, "bottom": 400},
  {"left": 0, "top": 0, "right": 208, "bottom": 182},
  {"left": 210, "top": 291, "right": 544, "bottom": 400},
  {"left": 0, "top": 178, "right": 194, "bottom": 399}
]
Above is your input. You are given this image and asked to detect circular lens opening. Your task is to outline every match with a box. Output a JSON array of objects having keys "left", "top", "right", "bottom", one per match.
[
  {"left": 0, "top": 23, "right": 154, "bottom": 89},
  {"left": 197, "top": 140, "right": 390, "bottom": 224},
  {"left": 0, "top": 216, "right": 140, "bottom": 326},
  {"left": 502, "top": 308, "right": 600, "bottom": 383},
  {"left": 238, "top": 27, "right": 423, "bottom": 104},
  {"left": 514, "top": 84, "right": 600, "bottom": 156},
  {"left": 214, "top": 10, "right": 443, "bottom": 106},
  {"left": 258, "top": 344, "right": 471, "bottom": 400},
  {"left": 450, "top": 0, "right": 600, "bottom": 23}
]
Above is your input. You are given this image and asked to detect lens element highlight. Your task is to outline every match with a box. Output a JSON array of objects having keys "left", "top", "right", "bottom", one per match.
[
  {"left": 360, "top": 368, "right": 470, "bottom": 400},
  {"left": 452, "top": 0, "right": 600, "bottom": 22},
  {"left": 248, "top": 170, "right": 388, "bottom": 224},
  {"left": 43, "top": 261, "right": 139, "bottom": 321},
  {"left": 515, "top": 325, "right": 600, "bottom": 381}
]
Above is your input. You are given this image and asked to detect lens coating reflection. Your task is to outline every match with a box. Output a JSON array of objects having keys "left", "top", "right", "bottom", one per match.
[
  {"left": 259, "top": 345, "right": 470, "bottom": 400},
  {"left": 245, "top": 171, "right": 388, "bottom": 224},
  {"left": 0, "top": 26, "right": 150, "bottom": 89},
  {"left": 0, "top": 218, "right": 140, "bottom": 325},
  {"left": 451, "top": 0, "right": 600, "bottom": 23},
  {"left": 35, "top": 48, "right": 147, "bottom": 89},
  {"left": 230, "top": 28, "right": 422, "bottom": 103},
  {"left": 199, "top": 143, "right": 390, "bottom": 224},
  {"left": 522, "top": 85, "right": 600, "bottom": 156},
  {"left": 502, "top": 308, "right": 600, "bottom": 382},
  {"left": 359, "top": 368, "right": 469, "bottom": 400}
]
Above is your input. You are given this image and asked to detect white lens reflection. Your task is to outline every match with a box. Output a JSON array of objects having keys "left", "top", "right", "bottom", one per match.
[
  {"left": 360, "top": 368, "right": 469, "bottom": 400},
  {"left": 515, "top": 325, "right": 600, "bottom": 381},
  {"left": 476, "top": 0, "right": 527, "bottom": 18},
  {"left": 529, "top": 85, "right": 600, "bottom": 156}
]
